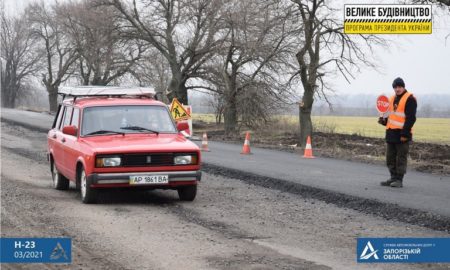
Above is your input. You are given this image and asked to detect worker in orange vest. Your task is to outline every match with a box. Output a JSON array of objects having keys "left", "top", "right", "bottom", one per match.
[{"left": 378, "top": 77, "right": 417, "bottom": 188}]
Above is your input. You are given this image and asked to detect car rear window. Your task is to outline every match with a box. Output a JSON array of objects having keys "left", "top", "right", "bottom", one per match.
[{"left": 81, "top": 105, "right": 176, "bottom": 136}]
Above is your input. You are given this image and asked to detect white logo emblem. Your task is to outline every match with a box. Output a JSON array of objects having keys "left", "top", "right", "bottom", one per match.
[
  {"left": 50, "top": 242, "right": 69, "bottom": 260},
  {"left": 360, "top": 241, "right": 379, "bottom": 260}
]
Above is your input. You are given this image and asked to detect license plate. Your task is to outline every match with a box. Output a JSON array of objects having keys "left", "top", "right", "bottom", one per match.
[{"left": 129, "top": 175, "right": 169, "bottom": 185}]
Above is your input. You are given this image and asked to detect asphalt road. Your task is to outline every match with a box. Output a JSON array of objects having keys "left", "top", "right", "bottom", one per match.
[
  {"left": 199, "top": 141, "right": 450, "bottom": 217},
  {"left": 2, "top": 114, "right": 450, "bottom": 270},
  {"left": 3, "top": 108, "right": 449, "bottom": 218}
]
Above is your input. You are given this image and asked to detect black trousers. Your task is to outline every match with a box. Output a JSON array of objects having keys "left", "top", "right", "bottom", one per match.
[{"left": 386, "top": 142, "right": 410, "bottom": 180}]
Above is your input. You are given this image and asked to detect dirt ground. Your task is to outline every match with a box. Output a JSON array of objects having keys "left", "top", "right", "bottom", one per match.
[
  {"left": 2, "top": 121, "right": 450, "bottom": 270},
  {"left": 193, "top": 122, "right": 450, "bottom": 176}
]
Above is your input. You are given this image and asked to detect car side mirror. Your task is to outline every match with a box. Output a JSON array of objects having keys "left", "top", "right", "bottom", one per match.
[
  {"left": 176, "top": 121, "right": 189, "bottom": 132},
  {"left": 62, "top": 125, "right": 78, "bottom": 136}
]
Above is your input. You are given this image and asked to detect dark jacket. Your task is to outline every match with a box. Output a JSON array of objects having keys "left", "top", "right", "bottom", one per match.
[{"left": 379, "top": 91, "right": 417, "bottom": 143}]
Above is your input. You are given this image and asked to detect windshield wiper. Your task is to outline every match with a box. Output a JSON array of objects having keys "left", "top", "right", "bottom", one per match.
[
  {"left": 120, "top": 126, "right": 159, "bottom": 135},
  {"left": 84, "top": 130, "right": 125, "bottom": 136}
]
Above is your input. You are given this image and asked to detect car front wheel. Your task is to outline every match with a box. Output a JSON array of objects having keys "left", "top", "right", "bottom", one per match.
[
  {"left": 52, "top": 161, "right": 69, "bottom": 190},
  {"left": 177, "top": 185, "right": 197, "bottom": 201},
  {"left": 80, "top": 168, "right": 97, "bottom": 204}
]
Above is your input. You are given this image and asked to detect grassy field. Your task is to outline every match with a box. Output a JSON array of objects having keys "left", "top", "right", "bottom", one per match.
[
  {"left": 192, "top": 113, "right": 450, "bottom": 145},
  {"left": 312, "top": 116, "right": 450, "bottom": 144}
]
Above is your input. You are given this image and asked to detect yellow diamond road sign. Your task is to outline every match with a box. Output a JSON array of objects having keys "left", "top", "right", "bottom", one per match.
[{"left": 170, "top": 98, "right": 191, "bottom": 121}]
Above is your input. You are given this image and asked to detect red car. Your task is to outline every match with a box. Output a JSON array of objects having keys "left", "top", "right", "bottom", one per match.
[{"left": 47, "top": 86, "right": 201, "bottom": 203}]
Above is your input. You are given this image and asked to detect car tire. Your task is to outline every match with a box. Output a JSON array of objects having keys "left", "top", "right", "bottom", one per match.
[
  {"left": 52, "top": 161, "right": 69, "bottom": 190},
  {"left": 80, "top": 168, "right": 97, "bottom": 204},
  {"left": 177, "top": 185, "right": 197, "bottom": 201}
]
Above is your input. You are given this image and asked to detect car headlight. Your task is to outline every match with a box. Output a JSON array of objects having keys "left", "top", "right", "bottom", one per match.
[
  {"left": 96, "top": 156, "right": 121, "bottom": 167},
  {"left": 174, "top": 155, "right": 197, "bottom": 165}
]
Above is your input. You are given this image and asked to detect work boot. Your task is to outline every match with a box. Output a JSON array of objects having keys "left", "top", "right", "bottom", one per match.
[
  {"left": 380, "top": 178, "right": 395, "bottom": 186},
  {"left": 390, "top": 180, "right": 403, "bottom": 188}
]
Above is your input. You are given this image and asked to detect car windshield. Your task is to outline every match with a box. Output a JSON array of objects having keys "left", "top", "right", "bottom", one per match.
[{"left": 81, "top": 105, "right": 176, "bottom": 136}]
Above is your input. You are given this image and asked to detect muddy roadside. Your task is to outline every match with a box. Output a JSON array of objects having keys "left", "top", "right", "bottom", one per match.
[{"left": 193, "top": 121, "right": 450, "bottom": 176}]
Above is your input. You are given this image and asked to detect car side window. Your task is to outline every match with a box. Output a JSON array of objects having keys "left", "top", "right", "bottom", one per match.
[
  {"left": 57, "top": 107, "right": 67, "bottom": 130},
  {"left": 54, "top": 105, "right": 65, "bottom": 130},
  {"left": 62, "top": 107, "right": 73, "bottom": 129},
  {"left": 71, "top": 108, "right": 80, "bottom": 128}
]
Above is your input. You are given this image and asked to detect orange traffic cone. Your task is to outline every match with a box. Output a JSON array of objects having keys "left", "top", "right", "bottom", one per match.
[
  {"left": 201, "top": 132, "right": 210, "bottom": 152},
  {"left": 303, "top": 136, "right": 314, "bottom": 158},
  {"left": 241, "top": 132, "right": 252, "bottom": 155}
]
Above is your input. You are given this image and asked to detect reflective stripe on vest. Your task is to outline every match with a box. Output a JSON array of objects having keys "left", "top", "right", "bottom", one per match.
[{"left": 386, "top": 92, "right": 412, "bottom": 130}]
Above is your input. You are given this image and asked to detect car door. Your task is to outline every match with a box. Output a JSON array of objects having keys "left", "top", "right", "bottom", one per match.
[
  {"left": 58, "top": 106, "right": 73, "bottom": 178},
  {"left": 48, "top": 105, "right": 66, "bottom": 174},
  {"left": 63, "top": 107, "right": 80, "bottom": 181}
]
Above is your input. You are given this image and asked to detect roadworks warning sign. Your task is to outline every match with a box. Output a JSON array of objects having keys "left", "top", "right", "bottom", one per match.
[
  {"left": 344, "top": 4, "right": 432, "bottom": 34},
  {"left": 170, "top": 98, "right": 191, "bottom": 121}
]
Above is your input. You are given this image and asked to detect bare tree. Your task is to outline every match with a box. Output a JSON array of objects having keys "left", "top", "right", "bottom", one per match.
[
  {"left": 436, "top": 0, "right": 450, "bottom": 5},
  {"left": 1, "top": 11, "right": 42, "bottom": 108},
  {"left": 27, "top": 2, "right": 79, "bottom": 112},
  {"left": 291, "top": 0, "right": 385, "bottom": 146},
  {"left": 194, "top": 0, "right": 297, "bottom": 135},
  {"left": 129, "top": 50, "right": 171, "bottom": 103},
  {"left": 205, "top": 92, "right": 224, "bottom": 124},
  {"left": 413, "top": 0, "right": 450, "bottom": 6},
  {"left": 99, "top": 0, "right": 225, "bottom": 104},
  {"left": 60, "top": 0, "right": 145, "bottom": 86}
]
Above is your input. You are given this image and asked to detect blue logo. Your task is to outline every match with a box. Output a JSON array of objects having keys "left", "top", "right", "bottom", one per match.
[
  {"left": 1, "top": 238, "right": 71, "bottom": 263},
  {"left": 357, "top": 238, "right": 450, "bottom": 263}
]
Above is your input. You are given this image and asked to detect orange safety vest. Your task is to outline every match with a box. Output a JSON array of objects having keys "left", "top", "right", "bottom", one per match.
[{"left": 386, "top": 92, "right": 412, "bottom": 130}]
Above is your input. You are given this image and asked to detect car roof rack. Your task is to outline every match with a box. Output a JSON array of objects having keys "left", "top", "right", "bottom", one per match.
[{"left": 58, "top": 86, "right": 156, "bottom": 101}]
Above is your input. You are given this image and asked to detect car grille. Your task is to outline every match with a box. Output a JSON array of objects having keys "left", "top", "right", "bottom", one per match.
[{"left": 122, "top": 153, "right": 175, "bottom": 167}]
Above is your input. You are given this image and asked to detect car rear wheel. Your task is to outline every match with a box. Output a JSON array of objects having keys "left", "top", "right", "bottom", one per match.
[
  {"left": 80, "top": 168, "right": 97, "bottom": 204},
  {"left": 52, "top": 161, "right": 69, "bottom": 190},
  {"left": 177, "top": 185, "right": 197, "bottom": 201}
]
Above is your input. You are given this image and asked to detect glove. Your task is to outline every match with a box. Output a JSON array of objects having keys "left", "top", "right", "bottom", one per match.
[
  {"left": 378, "top": 117, "right": 386, "bottom": 125},
  {"left": 400, "top": 136, "right": 409, "bottom": 143}
]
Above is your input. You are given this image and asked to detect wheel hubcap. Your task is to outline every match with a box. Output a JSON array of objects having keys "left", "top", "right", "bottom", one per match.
[
  {"left": 52, "top": 163, "right": 59, "bottom": 188},
  {"left": 81, "top": 171, "right": 87, "bottom": 199}
]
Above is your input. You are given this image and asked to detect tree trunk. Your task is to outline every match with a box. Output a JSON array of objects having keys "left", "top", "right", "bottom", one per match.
[
  {"left": 167, "top": 78, "right": 188, "bottom": 104},
  {"left": 224, "top": 96, "right": 237, "bottom": 136},
  {"left": 1, "top": 84, "right": 18, "bottom": 108},
  {"left": 155, "top": 89, "right": 169, "bottom": 104},
  {"left": 177, "top": 83, "right": 188, "bottom": 105},
  {"left": 1, "top": 86, "right": 9, "bottom": 107},
  {"left": 47, "top": 85, "right": 58, "bottom": 112},
  {"left": 167, "top": 73, "right": 188, "bottom": 105},
  {"left": 299, "top": 86, "right": 314, "bottom": 148},
  {"left": 222, "top": 68, "right": 238, "bottom": 136}
]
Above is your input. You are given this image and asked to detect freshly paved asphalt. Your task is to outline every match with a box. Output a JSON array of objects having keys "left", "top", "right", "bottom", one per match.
[
  {"left": 2, "top": 108, "right": 449, "bottom": 217},
  {"left": 199, "top": 141, "right": 450, "bottom": 217}
]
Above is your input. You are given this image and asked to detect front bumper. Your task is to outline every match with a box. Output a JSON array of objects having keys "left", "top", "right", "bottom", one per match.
[{"left": 88, "top": 170, "right": 201, "bottom": 185}]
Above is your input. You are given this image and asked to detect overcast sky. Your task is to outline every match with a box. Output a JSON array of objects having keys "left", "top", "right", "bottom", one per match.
[
  {"left": 4, "top": 0, "right": 450, "bottom": 97},
  {"left": 336, "top": 6, "right": 450, "bottom": 96}
]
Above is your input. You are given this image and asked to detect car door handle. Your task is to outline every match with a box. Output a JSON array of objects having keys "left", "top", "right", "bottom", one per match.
[{"left": 61, "top": 138, "right": 66, "bottom": 143}]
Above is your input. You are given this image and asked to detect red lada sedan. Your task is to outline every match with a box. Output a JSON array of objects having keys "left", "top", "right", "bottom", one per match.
[{"left": 47, "top": 86, "right": 201, "bottom": 203}]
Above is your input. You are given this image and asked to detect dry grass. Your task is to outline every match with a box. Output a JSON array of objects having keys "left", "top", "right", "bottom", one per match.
[
  {"left": 192, "top": 113, "right": 450, "bottom": 145},
  {"left": 311, "top": 116, "right": 450, "bottom": 144}
]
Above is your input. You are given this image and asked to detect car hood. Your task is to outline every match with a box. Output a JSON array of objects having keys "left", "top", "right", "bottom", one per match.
[{"left": 80, "top": 133, "right": 199, "bottom": 154}]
